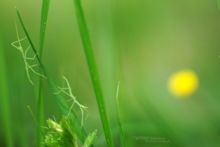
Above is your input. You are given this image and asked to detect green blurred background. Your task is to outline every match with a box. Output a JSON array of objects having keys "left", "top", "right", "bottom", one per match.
[{"left": 1, "top": 0, "right": 220, "bottom": 146}]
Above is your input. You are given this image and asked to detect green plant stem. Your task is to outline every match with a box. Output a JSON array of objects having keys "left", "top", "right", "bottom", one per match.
[
  {"left": 115, "top": 82, "right": 125, "bottom": 147},
  {"left": 39, "top": 0, "right": 50, "bottom": 56},
  {"left": 72, "top": 0, "right": 113, "bottom": 146},
  {"left": 37, "top": 84, "right": 44, "bottom": 147},
  {"left": 0, "top": 37, "right": 13, "bottom": 147},
  {"left": 37, "top": 1, "right": 50, "bottom": 147},
  {"left": 217, "top": 0, "right": 220, "bottom": 10}
]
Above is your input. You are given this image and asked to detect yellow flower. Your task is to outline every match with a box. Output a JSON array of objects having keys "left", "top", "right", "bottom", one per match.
[{"left": 168, "top": 70, "right": 199, "bottom": 97}]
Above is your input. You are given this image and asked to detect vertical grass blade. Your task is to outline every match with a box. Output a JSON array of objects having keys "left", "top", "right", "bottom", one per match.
[
  {"left": 217, "top": 0, "right": 220, "bottom": 10},
  {"left": 37, "top": 84, "right": 44, "bottom": 147},
  {"left": 16, "top": 9, "right": 89, "bottom": 144},
  {"left": 39, "top": 0, "right": 50, "bottom": 57},
  {"left": 72, "top": 0, "right": 113, "bottom": 146},
  {"left": 0, "top": 37, "right": 13, "bottom": 147},
  {"left": 37, "top": 1, "right": 50, "bottom": 146},
  {"left": 115, "top": 82, "right": 125, "bottom": 147}
]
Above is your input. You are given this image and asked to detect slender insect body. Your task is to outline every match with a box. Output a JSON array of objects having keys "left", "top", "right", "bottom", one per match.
[
  {"left": 55, "top": 76, "right": 87, "bottom": 126},
  {"left": 11, "top": 24, "right": 46, "bottom": 85}
]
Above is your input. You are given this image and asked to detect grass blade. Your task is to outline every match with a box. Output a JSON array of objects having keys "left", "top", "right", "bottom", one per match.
[
  {"left": 0, "top": 37, "right": 13, "bottom": 147},
  {"left": 15, "top": 8, "right": 42, "bottom": 64},
  {"left": 72, "top": 0, "right": 113, "bottom": 146},
  {"left": 16, "top": 9, "right": 45, "bottom": 147},
  {"left": 37, "top": 1, "right": 50, "bottom": 146},
  {"left": 39, "top": 0, "right": 50, "bottom": 56},
  {"left": 217, "top": 0, "right": 220, "bottom": 10},
  {"left": 115, "top": 82, "right": 125, "bottom": 147},
  {"left": 16, "top": 9, "right": 89, "bottom": 144},
  {"left": 37, "top": 83, "right": 44, "bottom": 147}
]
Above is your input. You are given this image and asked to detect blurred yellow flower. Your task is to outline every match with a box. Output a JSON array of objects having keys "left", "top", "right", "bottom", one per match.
[{"left": 168, "top": 70, "right": 199, "bottom": 97}]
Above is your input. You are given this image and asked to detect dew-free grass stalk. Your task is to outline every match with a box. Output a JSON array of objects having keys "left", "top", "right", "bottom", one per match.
[
  {"left": 115, "top": 82, "right": 125, "bottom": 147},
  {"left": 0, "top": 37, "right": 13, "bottom": 147},
  {"left": 72, "top": 0, "right": 113, "bottom": 146},
  {"left": 37, "top": 85, "right": 44, "bottom": 147},
  {"left": 217, "top": 0, "right": 220, "bottom": 10},
  {"left": 39, "top": 0, "right": 50, "bottom": 56},
  {"left": 37, "top": 1, "right": 50, "bottom": 147},
  {"left": 16, "top": 9, "right": 89, "bottom": 144}
]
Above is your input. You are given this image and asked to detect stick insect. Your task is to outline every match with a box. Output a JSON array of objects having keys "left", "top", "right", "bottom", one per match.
[
  {"left": 55, "top": 76, "right": 88, "bottom": 127},
  {"left": 11, "top": 24, "right": 46, "bottom": 85}
]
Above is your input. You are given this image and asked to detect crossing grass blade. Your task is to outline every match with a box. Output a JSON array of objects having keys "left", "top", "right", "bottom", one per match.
[
  {"left": 0, "top": 37, "right": 13, "bottom": 147},
  {"left": 16, "top": 9, "right": 89, "bottom": 144},
  {"left": 37, "top": 1, "right": 50, "bottom": 146},
  {"left": 72, "top": 0, "right": 113, "bottom": 146}
]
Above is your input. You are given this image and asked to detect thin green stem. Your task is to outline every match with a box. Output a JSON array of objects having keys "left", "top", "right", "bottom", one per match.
[
  {"left": 39, "top": 0, "right": 50, "bottom": 57},
  {"left": 217, "top": 0, "right": 220, "bottom": 10},
  {"left": 72, "top": 0, "right": 113, "bottom": 146},
  {"left": 37, "top": 1, "right": 50, "bottom": 146},
  {"left": 115, "top": 82, "right": 125, "bottom": 147},
  {"left": 37, "top": 85, "right": 44, "bottom": 147},
  {"left": 0, "top": 37, "right": 13, "bottom": 147}
]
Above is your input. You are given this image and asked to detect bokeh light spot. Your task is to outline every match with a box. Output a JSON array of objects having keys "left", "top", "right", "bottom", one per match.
[{"left": 168, "top": 70, "right": 199, "bottom": 97}]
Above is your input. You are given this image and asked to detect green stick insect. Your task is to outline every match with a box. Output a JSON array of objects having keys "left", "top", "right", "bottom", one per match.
[
  {"left": 55, "top": 76, "right": 88, "bottom": 127},
  {"left": 11, "top": 24, "right": 46, "bottom": 85}
]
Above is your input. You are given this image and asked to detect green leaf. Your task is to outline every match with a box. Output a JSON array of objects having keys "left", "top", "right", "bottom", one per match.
[
  {"left": 115, "top": 82, "right": 125, "bottom": 147},
  {"left": 39, "top": 0, "right": 50, "bottom": 57},
  {"left": 0, "top": 35, "right": 13, "bottom": 147},
  {"left": 38, "top": 1, "right": 50, "bottom": 146},
  {"left": 83, "top": 130, "right": 97, "bottom": 147},
  {"left": 72, "top": 0, "right": 113, "bottom": 146}
]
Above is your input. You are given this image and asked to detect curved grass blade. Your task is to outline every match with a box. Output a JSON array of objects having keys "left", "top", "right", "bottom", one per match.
[
  {"left": 72, "top": 0, "right": 113, "bottom": 146},
  {"left": 16, "top": 9, "right": 89, "bottom": 144},
  {"left": 0, "top": 37, "right": 13, "bottom": 147}
]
